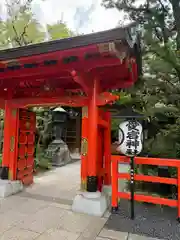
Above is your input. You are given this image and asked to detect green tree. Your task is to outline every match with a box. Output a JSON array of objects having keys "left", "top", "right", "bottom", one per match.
[
  {"left": 0, "top": 0, "right": 75, "bottom": 165},
  {"left": 0, "top": 0, "right": 46, "bottom": 48},
  {"left": 0, "top": 0, "right": 74, "bottom": 48},
  {"left": 102, "top": 0, "right": 180, "bottom": 159},
  {"left": 47, "top": 21, "right": 74, "bottom": 40}
]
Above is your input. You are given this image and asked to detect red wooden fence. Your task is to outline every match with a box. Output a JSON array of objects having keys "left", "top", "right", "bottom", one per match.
[{"left": 111, "top": 155, "right": 180, "bottom": 220}]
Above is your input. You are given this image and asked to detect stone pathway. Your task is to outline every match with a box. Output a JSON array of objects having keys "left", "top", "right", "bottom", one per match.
[
  {"left": 0, "top": 194, "right": 161, "bottom": 240},
  {"left": 20, "top": 161, "right": 80, "bottom": 204},
  {"left": 0, "top": 161, "right": 161, "bottom": 239}
]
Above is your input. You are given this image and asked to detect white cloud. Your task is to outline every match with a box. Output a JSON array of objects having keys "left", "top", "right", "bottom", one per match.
[
  {"left": 32, "top": 0, "right": 123, "bottom": 34},
  {"left": 1, "top": 0, "right": 124, "bottom": 34}
]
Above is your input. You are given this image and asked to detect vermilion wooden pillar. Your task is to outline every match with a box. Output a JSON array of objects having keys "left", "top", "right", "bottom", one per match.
[
  {"left": 104, "top": 111, "right": 111, "bottom": 185},
  {"left": 81, "top": 107, "right": 88, "bottom": 191},
  {"left": 2, "top": 102, "right": 19, "bottom": 180},
  {"left": 2, "top": 102, "right": 11, "bottom": 168},
  {"left": 97, "top": 126, "right": 103, "bottom": 191},
  {"left": 87, "top": 78, "right": 99, "bottom": 192}
]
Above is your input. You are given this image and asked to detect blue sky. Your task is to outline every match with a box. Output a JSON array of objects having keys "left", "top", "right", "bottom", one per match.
[{"left": 32, "top": 0, "right": 123, "bottom": 34}]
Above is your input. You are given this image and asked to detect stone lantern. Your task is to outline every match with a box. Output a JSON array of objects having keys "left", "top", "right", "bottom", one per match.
[
  {"left": 52, "top": 107, "right": 68, "bottom": 140},
  {"left": 45, "top": 107, "right": 71, "bottom": 167}
]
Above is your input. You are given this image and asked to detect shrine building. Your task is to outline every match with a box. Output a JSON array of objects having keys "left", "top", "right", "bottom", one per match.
[{"left": 0, "top": 22, "right": 141, "bottom": 216}]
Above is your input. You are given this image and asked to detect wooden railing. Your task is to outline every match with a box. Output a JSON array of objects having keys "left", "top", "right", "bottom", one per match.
[{"left": 111, "top": 155, "right": 180, "bottom": 220}]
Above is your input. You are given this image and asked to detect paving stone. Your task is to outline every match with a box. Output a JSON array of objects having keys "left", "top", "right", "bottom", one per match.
[
  {"left": 129, "top": 234, "right": 160, "bottom": 240},
  {"left": 19, "top": 191, "right": 73, "bottom": 205},
  {"left": 19, "top": 161, "right": 79, "bottom": 201},
  {"left": 57, "top": 211, "right": 94, "bottom": 234},
  {"left": 99, "top": 228, "right": 128, "bottom": 240},
  {"left": 96, "top": 237, "right": 111, "bottom": 240},
  {"left": 0, "top": 161, "right": 148, "bottom": 240},
  {"left": 0, "top": 210, "right": 29, "bottom": 233},
  {"left": 0, "top": 226, "right": 39, "bottom": 239},
  {"left": 77, "top": 217, "right": 107, "bottom": 240},
  {"left": 35, "top": 228, "right": 80, "bottom": 240},
  {"left": 15, "top": 198, "right": 48, "bottom": 214},
  {"left": 0, "top": 195, "right": 27, "bottom": 213},
  {"left": 50, "top": 202, "right": 72, "bottom": 210},
  {"left": 17, "top": 205, "right": 66, "bottom": 233},
  {"left": 0, "top": 213, "right": 15, "bottom": 233},
  {"left": 103, "top": 210, "right": 111, "bottom": 218}
]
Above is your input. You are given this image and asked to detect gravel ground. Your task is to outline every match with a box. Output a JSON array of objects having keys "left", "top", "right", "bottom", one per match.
[{"left": 105, "top": 199, "right": 180, "bottom": 240}]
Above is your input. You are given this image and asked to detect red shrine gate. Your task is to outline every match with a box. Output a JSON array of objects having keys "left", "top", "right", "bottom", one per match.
[{"left": 0, "top": 23, "right": 141, "bottom": 192}]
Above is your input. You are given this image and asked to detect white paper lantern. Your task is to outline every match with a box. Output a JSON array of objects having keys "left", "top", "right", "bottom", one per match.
[{"left": 117, "top": 120, "right": 143, "bottom": 157}]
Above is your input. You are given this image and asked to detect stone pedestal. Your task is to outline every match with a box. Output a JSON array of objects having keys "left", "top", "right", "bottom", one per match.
[
  {"left": 72, "top": 191, "right": 108, "bottom": 217},
  {"left": 45, "top": 139, "right": 72, "bottom": 167},
  {"left": 0, "top": 180, "right": 23, "bottom": 198},
  {"left": 102, "top": 185, "right": 112, "bottom": 206},
  {"left": 70, "top": 148, "right": 81, "bottom": 162}
]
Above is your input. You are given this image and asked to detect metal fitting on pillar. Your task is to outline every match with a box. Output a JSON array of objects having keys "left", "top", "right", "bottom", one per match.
[
  {"left": 0, "top": 166, "right": 9, "bottom": 179},
  {"left": 111, "top": 206, "right": 119, "bottom": 214},
  {"left": 87, "top": 176, "right": 98, "bottom": 192}
]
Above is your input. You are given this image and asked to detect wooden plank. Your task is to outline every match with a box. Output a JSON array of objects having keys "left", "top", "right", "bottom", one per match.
[
  {"left": 118, "top": 173, "right": 177, "bottom": 185},
  {"left": 118, "top": 192, "right": 177, "bottom": 207}
]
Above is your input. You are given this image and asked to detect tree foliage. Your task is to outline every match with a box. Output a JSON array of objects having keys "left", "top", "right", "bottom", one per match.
[
  {"left": 0, "top": 0, "right": 75, "bottom": 164},
  {"left": 47, "top": 22, "right": 74, "bottom": 40},
  {"left": 102, "top": 0, "right": 180, "bottom": 159},
  {"left": 0, "top": 0, "right": 73, "bottom": 49},
  {"left": 0, "top": 0, "right": 46, "bottom": 48}
]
